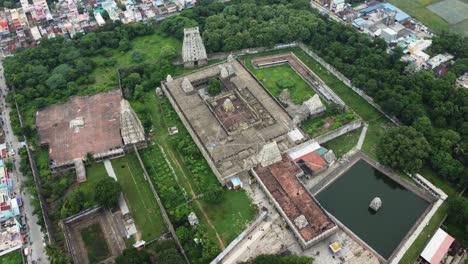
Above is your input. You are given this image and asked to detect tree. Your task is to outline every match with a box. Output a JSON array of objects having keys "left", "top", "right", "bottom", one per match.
[
  {"left": 160, "top": 45, "right": 179, "bottom": 61},
  {"left": 131, "top": 50, "right": 144, "bottom": 62},
  {"left": 45, "top": 74, "right": 67, "bottom": 89},
  {"left": 85, "top": 152, "right": 95, "bottom": 164},
  {"left": 208, "top": 78, "right": 221, "bottom": 95},
  {"left": 204, "top": 184, "right": 224, "bottom": 204},
  {"left": 176, "top": 226, "right": 191, "bottom": 243},
  {"left": 242, "top": 254, "right": 313, "bottom": 264},
  {"left": 94, "top": 177, "right": 121, "bottom": 208},
  {"left": 5, "top": 161, "right": 14, "bottom": 171},
  {"left": 157, "top": 248, "right": 185, "bottom": 264},
  {"left": 377, "top": 126, "right": 431, "bottom": 174},
  {"left": 46, "top": 244, "right": 72, "bottom": 264},
  {"left": 251, "top": 255, "right": 282, "bottom": 264},
  {"left": 61, "top": 189, "right": 85, "bottom": 218},
  {"left": 116, "top": 248, "right": 150, "bottom": 264}
]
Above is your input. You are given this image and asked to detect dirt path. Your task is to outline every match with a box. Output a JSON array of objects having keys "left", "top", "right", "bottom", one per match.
[{"left": 165, "top": 145, "right": 226, "bottom": 250}]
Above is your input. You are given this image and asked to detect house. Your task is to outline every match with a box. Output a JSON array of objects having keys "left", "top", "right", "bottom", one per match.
[
  {"left": 330, "top": 0, "right": 345, "bottom": 12},
  {"left": 0, "top": 19, "right": 9, "bottom": 36},
  {"left": 456, "top": 73, "right": 468, "bottom": 89},
  {"left": 427, "top": 54, "right": 454, "bottom": 69},
  {"left": 420, "top": 228, "right": 455, "bottom": 264}
]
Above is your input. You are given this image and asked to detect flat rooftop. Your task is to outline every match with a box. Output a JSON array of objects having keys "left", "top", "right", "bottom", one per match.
[
  {"left": 253, "top": 155, "right": 336, "bottom": 244},
  {"left": 163, "top": 60, "right": 298, "bottom": 181},
  {"left": 36, "top": 90, "right": 123, "bottom": 165}
]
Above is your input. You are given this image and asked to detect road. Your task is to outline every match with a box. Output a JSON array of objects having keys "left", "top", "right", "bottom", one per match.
[{"left": 0, "top": 61, "right": 49, "bottom": 263}]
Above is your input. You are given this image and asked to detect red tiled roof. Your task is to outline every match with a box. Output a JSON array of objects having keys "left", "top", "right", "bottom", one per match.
[
  {"left": 294, "top": 152, "right": 327, "bottom": 171},
  {"left": 254, "top": 155, "right": 335, "bottom": 242}
]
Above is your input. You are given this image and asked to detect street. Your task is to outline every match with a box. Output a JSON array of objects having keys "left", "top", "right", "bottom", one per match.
[{"left": 0, "top": 61, "right": 49, "bottom": 264}]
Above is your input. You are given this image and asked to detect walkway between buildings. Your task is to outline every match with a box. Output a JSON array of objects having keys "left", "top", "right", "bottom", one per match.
[
  {"left": 104, "top": 159, "right": 117, "bottom": 181},
  {"left": 356, "top": 123, "right": 369, "bottom": 150}
]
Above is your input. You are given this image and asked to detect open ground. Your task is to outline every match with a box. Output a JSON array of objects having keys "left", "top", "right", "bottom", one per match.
[{"left": 387, "top": 0, "right": 468, "bottom": 36}]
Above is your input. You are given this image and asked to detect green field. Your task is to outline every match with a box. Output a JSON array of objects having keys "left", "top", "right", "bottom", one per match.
[
  {"left": 387, "top": 0, "right": 468, "bottom": 36},
  {"left": 81, "top": 224, "right": 110, "bottom": 263},
  {"left": 323, "top": 127, "right": 362, "bottom": 158},
  {"left": 250, "top": 64, "right": 316, "bottom": 104},
  {"left": 0, "top": 250, "right": 22, "bottom": 264},
  {"left": 112, "top": 155, "right": 167, "bottom": 240},
  {"left": 79, "top": 163, "right": 109, "bottom": 205},
  {"left": 76, "top": 31, "right": 182, "bottom": 96},
  {"left": 400, "top": 203, "right": 448, "bottom": 264},
  {"left": 81, "top": 159, "right": 166, "bottom": 241}
]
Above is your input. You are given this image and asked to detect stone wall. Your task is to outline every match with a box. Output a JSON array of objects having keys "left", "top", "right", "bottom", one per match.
[
  {"left": 312, "top": 119, "right": 363, "bottom": 144},
  {"left": 207, "top": 42, "right": 300, "bottom": 60},
  {"left": 210, "top": 210, "right": 268, "bottom": 264}
]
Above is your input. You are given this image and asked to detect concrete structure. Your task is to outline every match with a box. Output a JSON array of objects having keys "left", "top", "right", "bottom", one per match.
[
  {"left": 35, "top": 90, "right": 146, "bottom": 179},
  {"left": 251, "top": 154, "right": 337, "bottom": 248},
  {"left": 161, "top": 59, "right": 299, "bottom": 184},
  {"left": 188, "top": 212, "right": 199, "bottom": 226},
  {"left": 427, "top": 54, "right": 454, "bottom": 69},
  {"left": 456, "top": 73, "right": 468, "bottom": 89},
  {"left": 303, "top": 94, "right": 326, "bottom": 117},
  {"left": 0, "top": 218, "right": 23, "bottom": 256},
  {"left": 182, "top": 27, "right": 208, "bottom": 68},
  {"left": 369, "top": 197, "right": 382, "bottom": 212}
]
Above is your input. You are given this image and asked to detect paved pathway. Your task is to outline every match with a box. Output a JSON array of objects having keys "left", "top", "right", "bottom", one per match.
[
  {"left": 356, "top": 123, "right": 368, "bottom": 150},
  {"left": 104, "top": 159, "right": 117, "bottom": 181}
]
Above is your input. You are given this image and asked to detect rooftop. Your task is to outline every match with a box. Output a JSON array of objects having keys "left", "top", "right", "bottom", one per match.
[
  {"left": 253, "top": 155, "right": 336, "bottom": 244},
  {"left": 36, "top": 89, "right": 144, "bottom": 168},
  {"left": 163, "top": 60, "right": 298, "bottom": 182}
]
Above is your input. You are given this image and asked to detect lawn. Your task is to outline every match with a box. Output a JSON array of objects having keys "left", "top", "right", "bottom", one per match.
[
  {"left": 199, "top": 191, "right": 257, "bottom": 243},
  {"left": 82, "top": 31, "right": 182, "bottom": 93},
  {"left": 79, "top": 163, "right": 109, "bottom": 205},
  {"left": 399, "top": 203, "right": 448, "bottom": 264},
  {"left": 81, "top": 223, "right": 110, "bottom": 264},
  {"left": 250, "top": 64, "right": 316, "bottom": 104},
  {"left": 0, "top": 250, "right": 22, "bottom": 264},
  {"left": 112, "top": 155, "right": 167, "bottom": 241},
  {"left": 323, "top": 127, "right": 362, "bottom": 158}
]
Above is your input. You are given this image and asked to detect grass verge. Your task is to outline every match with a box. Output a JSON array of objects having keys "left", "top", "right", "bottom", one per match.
[{"left": 112, "top": 155, "right": 167, "bottom": 241}]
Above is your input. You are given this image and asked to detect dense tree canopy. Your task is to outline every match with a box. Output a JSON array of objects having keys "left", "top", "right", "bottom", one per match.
[
  {"left": 94, "top": 178, "right": 122, "bottom": 208},
  {"left": 377, "top": 126, "right": 431, "bottom": 174},
  {"left": 115, "top": 248, "right": 151, "bottom": 264},
  {"left": 242, "top": 254, "right": 313, "bottom": 264}
]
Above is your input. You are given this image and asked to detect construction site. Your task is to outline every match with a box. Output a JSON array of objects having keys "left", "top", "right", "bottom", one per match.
[{"left": 35, "top": 89, "right": 146, "bottom": 181}]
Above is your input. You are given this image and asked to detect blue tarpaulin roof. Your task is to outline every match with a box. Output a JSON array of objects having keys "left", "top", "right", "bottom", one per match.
[
  {"left": 359, "top": 3, "right": 383, "bottom": 15},
  {"left": 382, "top": 3, "right": 410, "bottom": 22},
  {"left": 353, "top": 18, "right": 366, "bottom": 28},
  {"left": 231, "top": 176, "right": 242, "bottom": 187}
]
